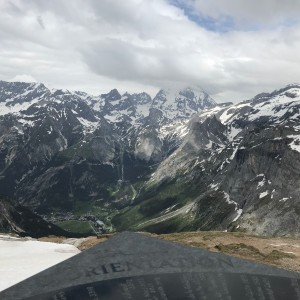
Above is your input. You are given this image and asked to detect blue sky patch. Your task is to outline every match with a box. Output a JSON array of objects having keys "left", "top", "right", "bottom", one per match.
[{"left": 169, "top": 0, "right": 235, "bottom": 32}]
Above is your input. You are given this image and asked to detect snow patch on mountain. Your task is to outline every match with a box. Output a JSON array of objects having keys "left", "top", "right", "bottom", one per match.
[
  {"left": 77, "top": 117, "right": 99, "bottom": 134},
  {"left": 223, "top": 192, "right": 243, "bottom": 222},
  {"left": 288, "top": 134, "right": 300, "bottom": 153},
  {"left": 259, "top": 191, "right": 269, "bottom": 199}
]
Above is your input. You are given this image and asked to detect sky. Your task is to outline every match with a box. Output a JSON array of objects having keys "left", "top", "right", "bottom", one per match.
[{"left": 1, "top": 0, "right": 300, "bottom": 102}]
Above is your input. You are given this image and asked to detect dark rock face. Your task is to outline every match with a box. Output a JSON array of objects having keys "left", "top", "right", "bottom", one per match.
[
  {"left": 0, "top": 196, "right": 69, "bottom": 238},
  {"left": 0, "top": 80, "right": 300, "bottom": 237},
  {"left": 216, "top": 126, "right": 300, "bottom": 236}
]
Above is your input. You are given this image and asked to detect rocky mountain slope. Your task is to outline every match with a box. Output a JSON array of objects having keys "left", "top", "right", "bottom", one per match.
[
  {"left": 0, "top": 195, "right": 70, "bottom": 237},
  {"left": 0, "top": 80, "right": 299, "bottom": 237},
  {"left": 113, "top": 84, "right": 300, "bottom": 237}
]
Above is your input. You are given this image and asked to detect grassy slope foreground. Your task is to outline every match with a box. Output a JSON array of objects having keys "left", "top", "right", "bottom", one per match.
[{"left": 38, "top": 231, "right": 300, "bottom": 273}]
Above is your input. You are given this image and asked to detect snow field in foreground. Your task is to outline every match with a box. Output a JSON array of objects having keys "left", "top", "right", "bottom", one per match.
[{"left": 0, "top": 235, "right": 80, "bottom": 292}]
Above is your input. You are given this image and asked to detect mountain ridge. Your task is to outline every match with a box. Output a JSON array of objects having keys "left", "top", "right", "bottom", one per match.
[{"left": 0, "top": 80, "right": 299, "bottom": 237}]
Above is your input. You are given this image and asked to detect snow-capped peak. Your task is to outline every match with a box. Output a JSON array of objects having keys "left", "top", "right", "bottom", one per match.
[
  {"left": 196, "top": 84, "right": 300, "bottom": 141},
  {"left": 151, "top": 86, "right": 217, "bottom": 119}
]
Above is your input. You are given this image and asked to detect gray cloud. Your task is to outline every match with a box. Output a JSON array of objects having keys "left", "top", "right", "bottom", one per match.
[
  {"left": 36, "top": 16, "right": 45, "bottom": 29},
  {"left": 0, "top": 0, "right": 300, "bottom": 102}
]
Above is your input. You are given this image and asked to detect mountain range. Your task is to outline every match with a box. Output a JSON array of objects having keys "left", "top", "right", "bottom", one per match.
[{"left": 0, "top": 80, "right": 299, "bottom": 237}]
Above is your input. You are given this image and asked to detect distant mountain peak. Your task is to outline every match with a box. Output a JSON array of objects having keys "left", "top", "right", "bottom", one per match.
[
  {"left": 250, "top": 84, "right": 300, "bottom": 105},
  {"left": 101, "top": 88, "right": 121, "bottom": 101},
  {"left": 152, "top": 86, "right": 217, "bottom": 119}
]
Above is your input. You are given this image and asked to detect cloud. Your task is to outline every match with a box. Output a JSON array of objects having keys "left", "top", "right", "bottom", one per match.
[
  {"left": 9, "top": 74, "right": 37, "bottom": 83},
  {"left": 0, "top": 0, "right": 300, "bottom": 102},
  {"left": 36, "top": 16, "right": 45, "bottom": 30}
]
